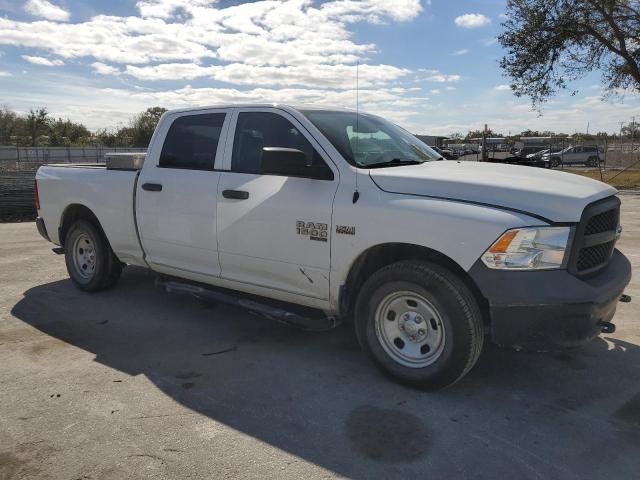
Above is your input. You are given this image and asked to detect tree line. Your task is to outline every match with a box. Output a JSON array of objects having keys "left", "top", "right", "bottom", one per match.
[
  {"left": 1, "top": 104, "right": 637, "bottom": 149},
  {"left": 0, "top": 106, "right": 167, "bottom": 148}
]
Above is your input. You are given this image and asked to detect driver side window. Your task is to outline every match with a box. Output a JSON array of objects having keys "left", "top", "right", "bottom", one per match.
[{"left": 231, "top": 112, "right": 329, "bottom": 177}]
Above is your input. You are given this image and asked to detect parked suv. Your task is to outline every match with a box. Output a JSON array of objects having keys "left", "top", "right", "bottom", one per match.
[{"left": 544, "top": 145, "right": 602, "bottom": 167}]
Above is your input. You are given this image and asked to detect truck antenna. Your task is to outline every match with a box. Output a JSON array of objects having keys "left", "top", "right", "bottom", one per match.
[{"left": 353, "top": 61, "right": 360, "bottom": 204}]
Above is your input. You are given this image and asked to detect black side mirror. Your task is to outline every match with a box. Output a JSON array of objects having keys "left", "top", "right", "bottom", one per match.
[{"left": 261, "top": 147, "right": 333, "bottom": 180}]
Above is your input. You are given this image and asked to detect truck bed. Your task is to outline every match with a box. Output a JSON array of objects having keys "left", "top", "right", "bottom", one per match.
[{"left": 36, "top": 164, "right": 145, "bottom": 266}]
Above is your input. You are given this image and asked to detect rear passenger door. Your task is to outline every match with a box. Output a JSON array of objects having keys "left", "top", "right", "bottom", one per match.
[
  {"left": 136, "top": 109, "right": 230, "bottom": 278},
  {"left": 564, "top": 146, "right": 581, "bottom": 164},
  {"left": 216, "top": 108, "right": 338, "bottom": 300}
]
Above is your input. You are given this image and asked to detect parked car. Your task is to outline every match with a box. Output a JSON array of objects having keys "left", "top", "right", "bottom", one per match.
[
  {"left": 34, "top": 104, "right": 631, "bottom": 390},
  {"left": 431, "top": 146, "right": 458, "bottom": 160},
  {"left": 526, "top": 149, "right": 549, "bottom": 159},
  {"left": 517, "top": 146, "right": 548, "bottom": 158},
  {"left": 543, "top": 145, "right": 602, "bottom": 167}
]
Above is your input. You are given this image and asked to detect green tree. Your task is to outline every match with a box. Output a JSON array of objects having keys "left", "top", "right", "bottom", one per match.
[
  {"left": 128, "top": 106, "right": 167, "bottom": 147},
  {"left": 26, "top": 108, "right": 50, "bottom": 146},
  {"left": 499, "top": 0, "right": 640, "bottom": 106},
  {"left": 621, "top": 121, "right": 639, "bottom": 138},
  {"left": 49, "top": 118, "right": 91, "bottom": 146},
  {"left": 0, "top": 106, "right": 19, "bottom": 144},
  {"left": 466, "top": 129, "right": 504, "bottom": 139}
]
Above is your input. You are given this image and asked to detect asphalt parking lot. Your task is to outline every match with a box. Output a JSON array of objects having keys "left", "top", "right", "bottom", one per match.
[{"left": 1, "top": 193, "right": 639, "bottom": 480}]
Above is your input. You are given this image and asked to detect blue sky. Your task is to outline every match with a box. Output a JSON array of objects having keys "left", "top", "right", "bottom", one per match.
[{"left": 0, "top": 0, "right": 638, "bottom": 135}]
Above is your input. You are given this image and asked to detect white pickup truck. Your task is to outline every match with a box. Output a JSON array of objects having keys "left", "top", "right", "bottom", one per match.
[{"left": 35, "top": 104, "right": 632, "bottom": 389}]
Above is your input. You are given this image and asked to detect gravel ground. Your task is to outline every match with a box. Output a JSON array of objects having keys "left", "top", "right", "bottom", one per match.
[{"left": 0, "top": 192, "right": 639, "bottom": 480}]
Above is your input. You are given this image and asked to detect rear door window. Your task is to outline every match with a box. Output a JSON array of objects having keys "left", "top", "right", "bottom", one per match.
[{"left": 160, "top": 113, "right": 226, "bottom": 170}]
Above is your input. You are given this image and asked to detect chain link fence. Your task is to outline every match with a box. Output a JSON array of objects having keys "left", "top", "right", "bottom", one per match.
[
  {"left": 445, "top": 137, "right": 640, "bottom": 187},
  {"left": 0, "top": 146, "right": 146, "bottom": 220}
]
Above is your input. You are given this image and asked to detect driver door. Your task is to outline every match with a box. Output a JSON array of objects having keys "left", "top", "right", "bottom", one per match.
[{"left": 216, "top": 109, "right": 339, "bottom": 300}]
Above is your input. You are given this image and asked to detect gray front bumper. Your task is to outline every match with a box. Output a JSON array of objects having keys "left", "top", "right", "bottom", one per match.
[{"left": 468, "top": 249, "right": 632, "bottom": 349}]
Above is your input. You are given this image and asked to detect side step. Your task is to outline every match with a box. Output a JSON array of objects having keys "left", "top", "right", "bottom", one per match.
[{"left": 155, "top": 277, "right": 338, "bottom": 332}]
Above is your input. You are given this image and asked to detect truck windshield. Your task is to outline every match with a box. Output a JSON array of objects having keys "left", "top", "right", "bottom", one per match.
[{"left": 301, "top": 110, "right": 441, "bottom": 168}]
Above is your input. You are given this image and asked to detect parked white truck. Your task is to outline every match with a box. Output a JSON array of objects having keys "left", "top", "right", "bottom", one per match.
[{"left": 35, "top": 105, "right": 632, "bottom": 389}]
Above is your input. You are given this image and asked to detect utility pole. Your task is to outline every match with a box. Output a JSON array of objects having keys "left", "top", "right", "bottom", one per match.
[{"left": 482, "top": 123, "right": 489, "bottom": 162}]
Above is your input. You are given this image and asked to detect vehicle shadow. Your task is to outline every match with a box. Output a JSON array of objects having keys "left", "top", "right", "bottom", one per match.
[{"left": 10, "top": 266, "right": 640, "bottom": 479}]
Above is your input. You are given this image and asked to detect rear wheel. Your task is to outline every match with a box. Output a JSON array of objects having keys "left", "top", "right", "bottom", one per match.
[
  {"left": 550, "top": 157, "right": 561, "bottom": 168},
  {"left": 64, "top": 220, "right": 123, "bottom": 291},
  {"left": 355, "top": 260, "right": 484, "bottom": 390}
]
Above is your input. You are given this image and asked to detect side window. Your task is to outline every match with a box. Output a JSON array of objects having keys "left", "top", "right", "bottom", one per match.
[
  {"left": 159, "top": 113, "right": 226, "bottom": 170},
  {"left": 231, "top": 112, "right": 329, "bottom": 176}
]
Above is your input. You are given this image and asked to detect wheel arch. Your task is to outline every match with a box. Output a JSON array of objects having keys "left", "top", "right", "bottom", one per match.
[
  {"left": 59, "top": 204, "right": 109, "bottom": 248},
  {"left": 339, "top": 242, "right": 489, "bottom": 323}
]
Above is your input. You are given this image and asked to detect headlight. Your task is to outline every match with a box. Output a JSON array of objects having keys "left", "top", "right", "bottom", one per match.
[{"left": 481, "top": 227, "right": 572, "bottom": 270}]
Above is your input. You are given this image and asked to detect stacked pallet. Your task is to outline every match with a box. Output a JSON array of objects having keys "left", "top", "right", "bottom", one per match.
[{"left": 0, "top": 169, "right": 37, "bottom": 218}]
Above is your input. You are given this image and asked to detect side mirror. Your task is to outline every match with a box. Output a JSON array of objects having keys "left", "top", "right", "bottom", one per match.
[{"left": 261, "top": 147, "right": 333, "bottom": 180}]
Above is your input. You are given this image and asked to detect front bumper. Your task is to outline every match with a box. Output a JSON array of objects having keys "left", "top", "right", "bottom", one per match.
[{"left": 468, "top": 249, "right": 632, "bottom": 350}]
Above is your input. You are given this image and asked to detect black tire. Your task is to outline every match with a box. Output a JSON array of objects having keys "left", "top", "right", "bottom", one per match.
[
  {"left": 550, "top": 157, "right": 561, "bottom": 168},
  {"left": 586, "top": 156, "right": 598, "bottom": 167},
  {"left": 354, "top": 260, "right": 484, "bottom": 390},
  {"left": 64, "top": 220, "right": 123, "bottom": 292}
]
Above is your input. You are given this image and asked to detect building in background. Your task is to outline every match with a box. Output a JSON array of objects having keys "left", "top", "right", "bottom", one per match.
[{"left": 416, "top": 135, "right": 449, "bottom": 148}]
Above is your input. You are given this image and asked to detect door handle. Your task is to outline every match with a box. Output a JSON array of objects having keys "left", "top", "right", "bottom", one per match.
[
  {"left": 222, "top": 190, "right": 249, "bottom": 200},
  {"left": 142, "top": 183, "right": 163, "bottom": 192}
]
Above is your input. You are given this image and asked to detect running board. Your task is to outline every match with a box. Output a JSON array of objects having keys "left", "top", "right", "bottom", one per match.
[{"left": 156, "top": 278, "right": 338, "bottom": 331}]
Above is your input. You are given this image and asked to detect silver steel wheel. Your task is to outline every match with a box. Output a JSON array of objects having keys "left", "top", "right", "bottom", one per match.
[
  {"left": 374, "top": 291, "right": 446, "bottom": 368},
  {"left": 71, "top": 233, "right": 96, "bottom": 280}
]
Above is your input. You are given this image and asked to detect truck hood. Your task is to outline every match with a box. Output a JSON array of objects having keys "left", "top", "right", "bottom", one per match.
[{"left": 369, "top": 161, "right": 616, "bottom": 223}]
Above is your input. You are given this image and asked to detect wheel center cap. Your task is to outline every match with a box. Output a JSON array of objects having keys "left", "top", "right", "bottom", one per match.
[
  {"left": 404, "top": 319, "right": 418, "bottom": 336},
  {"left": 400, "top": 311, "right": 427, "bottom": 342}
]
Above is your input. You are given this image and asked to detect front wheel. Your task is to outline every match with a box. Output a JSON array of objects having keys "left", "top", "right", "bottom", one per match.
[
  {"left": 64, "top": 220, "right": 123, "bottom": 292},
  {"left": 586, "top": 156, "right": 599, "bottom": 167},
  {"left": 355, "top": 260, "right": 484, "bottom": 390},
  {"left": 550, "top": 158, "right": 561, "bottom": 168}
]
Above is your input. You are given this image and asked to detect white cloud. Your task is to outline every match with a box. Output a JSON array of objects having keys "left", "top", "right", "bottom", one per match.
[
  {"left": 124, "top": 62, "right": 410, "bottom": 88},
  {"left": 319, "top": 0, "right": 422, "bottom": 23},
  {"left": 1, "top": 0, "right": 434, "bottom": 132},
  {"left": 482, "top": 37, "right": 498, "bottom": 47},
  {"left": 429, "top": 89, "right": 441, "bottom": 95},
  {"left": 494, "top": 84, "right": 511, "bottom": 91},
  {"left": 418, "top": 69, "right": 461, "bottom": 83},
  {"left": 454, "top": 13, "right": 491, "bottom": 28},
  {"left": 92, "top": 62, "right": 121, "bottom": 75},
  {"left": 93, "top": 84, "right": 428, "bottom": 128},
  {"left": 0, "top": 1, "right": 420, "bottom": 68},
  {"left": 24, "top": 0, "right": 69, "bottom": 22},
  {"left": 453, "top": 49, "right": 470, "bottom": 56},
  {"left": 0, "top": 70, "right": 12, "bottom": 77},
  {"left": 22, "top": 55, "right": 64, "bottom": 66}
]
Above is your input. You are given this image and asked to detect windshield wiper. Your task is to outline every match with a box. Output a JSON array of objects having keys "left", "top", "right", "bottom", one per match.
[{"left": 366, "top": 158, "right": 424, "bottom": 169}]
